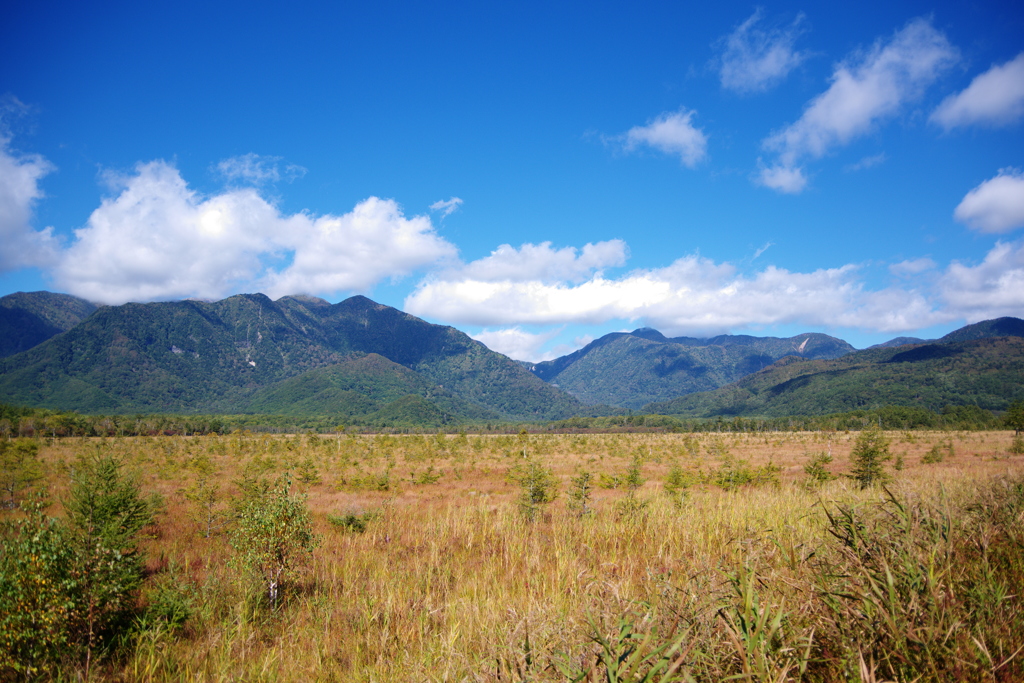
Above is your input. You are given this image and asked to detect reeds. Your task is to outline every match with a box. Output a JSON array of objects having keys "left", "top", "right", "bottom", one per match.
[{"left": 5, "top": 430, "right": 1023, "bottom": 681}]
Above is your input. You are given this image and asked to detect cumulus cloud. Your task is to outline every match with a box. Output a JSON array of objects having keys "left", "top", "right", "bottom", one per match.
[
  {"left": 717, "top": 9, "right": 808, "bottom": 94},
  {"left": 761, "top": 18, "right": 957, "bottom": 193},
  {"left": 931, "top": 52, "right": 1024, "bottom": 129},
  {"left": 54, "top": 160, "right": 456, "bottom": 304},
  {"left": 406, "top": 250, "right": 941, "bottom": 333},
  {"left": 215, "top": 153, "right": 307, "bottom": 185},
  {"left": 470, "top": 327, "right": 563, "bottom": 362},
  {"left": 430, "top": 197, "right": 463, "bottom": 218},
  {"left": 448, "top": 240, "right": 627, "bottom": 284},
  {"left": 0, "top": 132, "right": 58, "bottom": 272},
  {"left": 938, "top": 240, "right": 1024, "bottom": 320},
  {"left": 620, "top": 109, "right": 708, "bottom": 167},
  {"left": 407, "top": 237, "right": 1024, "bottom": 338},
  {"left": 756, "top": 163, "right": 807, "bottom": 193},
  {"left": 954, "top": 169, "right": 1024, "bottom": 234}
]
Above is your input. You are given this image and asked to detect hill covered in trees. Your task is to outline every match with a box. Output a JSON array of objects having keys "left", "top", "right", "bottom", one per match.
[
  {"left": 645, "top": 336, "right": 1024, "bottom": 418},
  {"left": 0, "top": 293, "right": 581, "bottom": 423},
  {"left": 524, "top": 328, "right": 855, "bottom": 409}
]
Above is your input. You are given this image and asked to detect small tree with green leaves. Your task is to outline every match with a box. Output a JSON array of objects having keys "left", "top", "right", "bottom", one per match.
[
  {"left": 230, "top": 477, "right": 319, "bottom": 607},
  {"left": 849, "top": 427, "right": 891, "bottom": 489},
  {"left": 803, "top": 450, "right": 836, "bottom": 489},
  {"left": 1004, "top": 401, "right": 1024, "bottom": 435},
  {"left": 0, "top": 497, "right": 78, "bottom": 678},
  {"left": 567, "top": 470, "right": 594, "bottom": 518},
  {"left": 181, "top": 453, "right": 228, "bottom": 538},
  {"left": 508, "top": 459, "right": 558, "bottom": 522},
  {"left": 0, "top": 438, "right": 42, "bottom": 509},
  {"left": 65, "top": 453, "right": 158, "bottom": 677}
]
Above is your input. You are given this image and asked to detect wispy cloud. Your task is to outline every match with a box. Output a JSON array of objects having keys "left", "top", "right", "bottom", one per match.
[
  {"left": 717, "top": 9, "right": 809, "bottom": 94},
  {"left": 752, "top": 242, "right": 774, "bottom": 260},
  {"left": 889, "top": 257, "right": 936, "bottom": 277},
  {"left": 845, "top": 153, "right": 887, "bottom": 172},
  {"left": 931, "top": 52, "right": 1024, "bottom": 129},
  {"left": 430, "top": 196, "right": 463, "bottom": 218},
  {"left": 954, "top": 168, "right": 1024, "bottom": 234},
  {"left": 215, "top": 153, "right": 307, "bottom": 186},
  {"left": 759, "top": 18, "right": 958, "bottom": 193},
  {"left": 618, "top": 108, "right": 708, "bottom": 168},
  {"left": 54, "top": 160, "right": 456, "bottom": 303}
]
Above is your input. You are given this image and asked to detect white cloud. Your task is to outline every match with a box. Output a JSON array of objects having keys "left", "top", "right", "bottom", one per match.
[
  {"left": 470, "top": 327, "right": 562, "bottom": 362},
  {"left": 215, "top": 153, "right": 306, "bottom": 185},
  {"left": 938, "top": 240, "right": 1024, "bottom": 320},
  {"left": 931, "top": 52, "right": 1024, "bottom": 129},
  {"left": 954, "top": 169, "right": 1024, "bottom": 234},
  {"left": 756, "top": 164, "right": 807, "bottom": 193},
  {"left": 0, "top": 133, "right": 58, "bottom": 272},
  {"left": 621, "top": 109, "right": 708, "bottom": 167},
  {"left": 717, "top": 9, "right": 808, "bottom": 94},
  {"left": 845, "top": 153, "right": 887, "bottom": 172},
  {"left": 430, "top": 196, "right": 463, "bottom": 218},
  {"left": 54, "top": 160, "right": 456, "bottom": 304},
  {"left": 890, "top": 257, "right": 936, "bottom": 277},
  {"left": 450, "top": 240, "right": 626, "bottom": 284},
  {"left": 407, "top": 238, "right": 1024, "bottom": 337},
  {"left": 761, "top": 18, "right": 957, "bottom": 193}
]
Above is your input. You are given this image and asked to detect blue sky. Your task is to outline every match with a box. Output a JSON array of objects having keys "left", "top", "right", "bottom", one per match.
[{"left": 2, "top": 0, "right": 1023, "bottom": 361}]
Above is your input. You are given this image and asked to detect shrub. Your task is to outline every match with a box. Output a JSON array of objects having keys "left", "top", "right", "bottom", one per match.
[
  {"left": 849, "top": 427, "right": 891, "bottom": 489},
  {"left": 803, "top": 451, "right": 836, "bottom": 488},
  {"left": 328, "top": 510, "right": 379, "bottom": 533},
  {"left": 0, "top": 498, "right": 78, "bottom": 678},
  {"left": 507, "top": 459, "right": 558, "bottom": 522},
  {"left": 65, "top": 454, "right": 158, "bottom": 673},
  {"left": 567, "top": 470, "right": 594, "bottom": 518},
  {"left": 230, "top": 477, "right": 319, "bottom": 607},
  {"left": 0, "top": 438, "right": 42, "bottom": 509}
]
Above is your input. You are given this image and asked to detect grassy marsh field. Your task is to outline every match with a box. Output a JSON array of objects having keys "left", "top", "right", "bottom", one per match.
[{"left": 4, "top": 429, "right": 1024, "bottom": 681}]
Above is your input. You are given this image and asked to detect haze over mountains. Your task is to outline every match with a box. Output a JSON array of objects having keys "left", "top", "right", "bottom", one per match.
[{"left": 1, "top": 291, "right": 1022, "bottom": 422}]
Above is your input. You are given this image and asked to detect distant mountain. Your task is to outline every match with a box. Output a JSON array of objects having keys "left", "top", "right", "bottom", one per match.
[
  {"left": 644, "top": 336, "right": 1024, "bottom": 418},
  {"left": 525, "top": 329, "right": 855, "bottom": 409},
  {"left": 0, "top": 291, "right": 97, "bottom": 358},
  {"left": 0, "top": 293, "right": 580, "bottom": 422},
  {"left": 868, "top": 336, "right": 928, "bottom": 349},
  {"left": 936, "top": 317, "right": 1024, "bottom": 343}
]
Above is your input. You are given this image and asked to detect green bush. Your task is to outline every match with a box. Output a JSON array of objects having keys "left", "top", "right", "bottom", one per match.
[
  {"left": 803, "top": 451, "right": 836, "bottom": 488},
  {"left": 0, "top": 438, "right": 42, "bottom": 509},
  {"left": 0, "top": 498, "right": 78, "bottom": 678},
  {"left": 230, "top": 477, "right": 319, "bottom": 607},
  {"left": 849, "top": 427, "right": 892, "bottom": 489},
  {"left": 507, "top": 460, "right": 558, "bottom": 522},
  {"left": 567, "top": 470, "right": 594, "bottom": 518}
]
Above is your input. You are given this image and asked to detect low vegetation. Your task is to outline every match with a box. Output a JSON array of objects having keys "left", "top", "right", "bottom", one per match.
[{"left": 2, "top": 428, "right": 1023, "bottom": 681}]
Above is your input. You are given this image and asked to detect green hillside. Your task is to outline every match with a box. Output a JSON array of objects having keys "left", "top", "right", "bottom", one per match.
[
  {"left": 644, "top": 337, "right": 1024, "bottom": 417},
  {"left": 0, "top": 291, "right": 98, "bottom": 358},
  {"left": 0, "top": 293, "right": 580, "bottom": 421},
  {"left": 527, "top": 328, "right": 855, "bottom": 409}
]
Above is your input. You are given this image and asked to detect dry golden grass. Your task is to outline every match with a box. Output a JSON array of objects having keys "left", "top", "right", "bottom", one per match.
[{"left": 16, "top": 429, "right": 1024, "bottom": 681}]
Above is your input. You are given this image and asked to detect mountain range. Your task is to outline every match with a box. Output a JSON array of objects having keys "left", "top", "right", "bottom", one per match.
[
  {"left": 523, "top": 328, "right": 855, "bottom": 409},
  {"left": 0, "top": 292, "right": 580, "bottom": 423},
  {"left": 1, "top": 291, "right": 1022, "bottom": 422}
]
